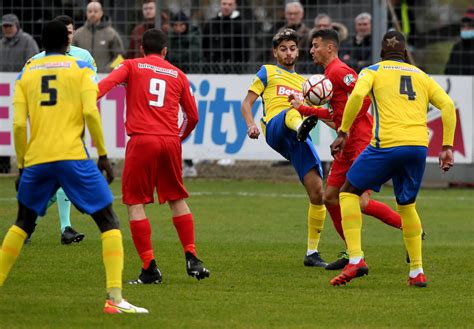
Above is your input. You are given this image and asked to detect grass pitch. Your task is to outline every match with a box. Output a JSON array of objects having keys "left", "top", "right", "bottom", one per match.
[{"left": 0, "top": 177, "right": 472, "bottom": 328}]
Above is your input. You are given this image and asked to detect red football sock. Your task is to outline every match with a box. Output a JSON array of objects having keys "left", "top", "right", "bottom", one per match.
[
  {"left": 129, "top": 218, "right": 155, "bottom": 269},
  {"left": 172, "top": 213, "right": 196, "bottom": 256},
  {"left": 326, "top": 204, "right": 345, "bottom": 241},
  {"left": 363, "top": 199, "right": 402, "bottom": 229}
]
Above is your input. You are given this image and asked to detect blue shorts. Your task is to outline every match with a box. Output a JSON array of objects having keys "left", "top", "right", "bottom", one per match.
[
  {"left": 265, "top": 110, "right": 323, "bottom": 182},
  {"left": 347, "top": 145, "right": 428, "bottom": 204},
  {"left": 17, "top": 160, "right": 114, "bottom": 216}
]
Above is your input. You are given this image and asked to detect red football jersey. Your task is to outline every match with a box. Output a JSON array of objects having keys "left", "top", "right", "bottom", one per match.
[
  {"left": 325, "top": 57, "right": 373, "bottom": 152},
  {"left": 98, "top": 54, "right": 198, "bottom": 140}
]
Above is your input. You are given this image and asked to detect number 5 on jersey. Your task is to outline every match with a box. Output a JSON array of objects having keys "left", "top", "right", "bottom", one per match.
[{"left": 149, "top": 78, "right": 166, "bottom": 107}]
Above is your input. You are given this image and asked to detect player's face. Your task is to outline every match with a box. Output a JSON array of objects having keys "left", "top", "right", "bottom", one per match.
[
  {"left": 142, "top": 2, "right": 155, "bottom": 20},
  {"left": 274, "top": 40, "right": 298, "bottom": 68},
  {"left": 66, "top": 24, "right": 74, "bottom": 46},
  {"left": 310, "top": 37, "right": 329, "bottom": 65}
]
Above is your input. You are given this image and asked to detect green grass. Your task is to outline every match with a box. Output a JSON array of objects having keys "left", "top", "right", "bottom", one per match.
[{"left": 0, "top": 177, "right": 472, "bottom": 328}]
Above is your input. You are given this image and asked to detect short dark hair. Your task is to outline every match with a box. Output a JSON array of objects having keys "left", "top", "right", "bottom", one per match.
[
  {"left": 54, "top": 15, "right": 73, "bottom": 26},
  {"left": 311, "top": 29, "right": 340, "bottom": 48},
  {"left": 272, "top": 28, "right": 298, "bottom": 48},
  {"left": 42, "top": 20, "right": 69, "bottom": 52},
  {"left": 142, "top": 28, "right": 167, "bottom": 55}
]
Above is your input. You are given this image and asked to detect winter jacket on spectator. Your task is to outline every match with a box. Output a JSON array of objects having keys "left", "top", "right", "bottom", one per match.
[
  {"left": 73, "top": 16, "right": 124, "bottom": 73},
  {"left": 0, "top": 29, "right": 38, "bottom": 72}
]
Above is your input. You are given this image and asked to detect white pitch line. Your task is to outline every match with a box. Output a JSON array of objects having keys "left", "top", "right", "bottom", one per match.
[{"left": 0, "top": 191, "right": 471, "bottom": 203}]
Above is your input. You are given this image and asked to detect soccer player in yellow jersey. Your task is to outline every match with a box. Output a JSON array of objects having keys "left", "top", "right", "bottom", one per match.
[
  {"left": 0, "top": 21, "right": 148, "bottom": 313},
  {"left": 329, "top": 31, "right": 456, "bottom": 287},
  {"left": 241, "top": 28, "right": 327, "bottom": 267}
]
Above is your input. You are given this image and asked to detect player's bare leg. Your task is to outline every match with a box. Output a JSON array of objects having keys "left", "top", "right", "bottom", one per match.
[
  {"left": 127, "top": 204, "right": 162, "bottom": 284},
  {"left": 302, "top": 169, "right": 327, "bottom": 267},
  {"left": 168, "top": 199, "right": 210, "bottom": 280}
]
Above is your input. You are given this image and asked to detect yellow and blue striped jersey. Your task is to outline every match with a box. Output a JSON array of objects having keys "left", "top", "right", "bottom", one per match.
[
  {"left": 249, "top": 64, "right": 305, "bottom": 126},
  {"left": 340, "top": 60, "right": 455, "bottom": 148},
  {"left": 13, "top": 54, "right": 100, "bottom": 167}
]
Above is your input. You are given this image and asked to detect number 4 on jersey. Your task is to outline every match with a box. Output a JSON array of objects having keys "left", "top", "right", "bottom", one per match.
[{"left": 400, "top": 75, "right": 416, "bottom": 101}]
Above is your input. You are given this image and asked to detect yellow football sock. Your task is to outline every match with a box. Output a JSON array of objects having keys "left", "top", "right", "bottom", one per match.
[
  {"left": 397, "top": 203, "right": 423, "bottom": 270},
  {"left": 101, "top": 229, "right": 123, "bottom": 302},
  {"left": 340, "top": 192, "right": 363, "bottom": 258},
  {"left": 307, "top": 203, "right": 326, "bottom": 251},
  {"left": 0, "top": 225, "right": 27, "bottom": 286},
  {"left": 284, "top": 109, "right": 303, "bottom": 132}
]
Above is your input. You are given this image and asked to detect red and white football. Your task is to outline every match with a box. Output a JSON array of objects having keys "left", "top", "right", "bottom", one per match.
[{"left": 303, "top": 74, "right": 333, "bottom": 106}]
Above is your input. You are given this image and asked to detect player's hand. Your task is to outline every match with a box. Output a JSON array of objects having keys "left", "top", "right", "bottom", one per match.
[
  {"left": 330, "top": 131, "right": 348, "bottom": 158},
  {"left": 439, "top": 146, "right": 454, "bottom": 172},
  {"left": 97, "top": 155, "right": 114, "bottom": 184},
  {"left": 15, "top": 169, "right": 23, "bottom": 192},
  {"left": 288, "top": 96, "right": 302, "bottom": 110},
  {"left": 247, "top": 123, "right": 260, "bottom": 139}
]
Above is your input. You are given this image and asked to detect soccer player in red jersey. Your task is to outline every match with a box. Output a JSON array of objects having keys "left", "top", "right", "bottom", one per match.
[
  {"left": 289, "top": 29, "right": 403, "bottom": 270},
  {"left": 98, "top": 28, "right": 210, "bottom": 283}
]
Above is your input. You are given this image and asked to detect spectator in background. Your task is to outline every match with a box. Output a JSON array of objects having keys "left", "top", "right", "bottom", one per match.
[
  {"left": 0, "top": 13, "right": 38, "bottom": 174},
  {"left": 167, "top": 11, "right": 201, "bottom": 73},
  {"left": 445, "top": 6, "right": 474, "bottom": 75},
  {"left": 202, "top": 0, "right": 249, "bottom": 73},
  {"left": 313, "top": 13, "right": 332, "bottom": 31},
  {"left": 341, "top": 12, "right": 372, "bottom": 73},
  {"left": 0, "top": 14, "right": 39, "bottom": 72},
  {"left": 306, "top": 13, "right": 333, "bottom": 74},
  {"left": 127, "top": 0, "right": 170, "bottom": 59},
  {"left": 278, "top": 2, "right": 311, "bottom": 72},
  {"left": 73, "top": 1, "right": 124, "bottom": 72}
]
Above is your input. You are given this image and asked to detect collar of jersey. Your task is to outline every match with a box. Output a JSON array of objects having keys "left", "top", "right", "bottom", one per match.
[
  {"left": 44, "top": 52, "right": 64, "bottom": 56},
  {"left": 276, "top": 64, "right": 295, "bottom": 73}
]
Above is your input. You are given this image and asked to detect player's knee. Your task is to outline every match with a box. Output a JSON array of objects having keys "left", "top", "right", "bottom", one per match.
[
  {"left": 91, "top": 204, "right": 120, "bottom": 232},
  {"left": 15, "top": 202, "right": 37, "bottom": 234},
  {"left": 308, "top": 190, "right": 324, "bottom": 205}
]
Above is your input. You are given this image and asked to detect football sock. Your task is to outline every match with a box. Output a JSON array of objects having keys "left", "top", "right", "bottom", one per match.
[
  {"left": 129, "top": 218, "right": 154, "bottom": 269},
  {"left": 363, "top": 199, "right": 402, "bottom": 229},
  {"left": 57, "top": 188, "right": 72, "bottom": 233},
  {"left": 284, "top": 108, "right": 303, "bottom": 132},
  {"left": 397, "top": 203, "right": 423, "bottom": 271},
  {"left": 172, "top": 213, "right": 196, "bottom": 255},
  {"left": 0, "top": 225, "right": 27, "bottom": 286},
  {"left": 326, "top": 203, "right": 345, "bottom": 241},
  {"left": 307, "top": 203, "right": 326, "bottom": 252},
  {"left": 101, "top": 229, "right": 123, "bottom": 296},
  {"left": 349, "top": 256, "right": 363, "bottom": 265},
  {"left": 340, "top": 192, "right": 364, "bottom": 258},
  {"left": 409, "top": 268, "right": 424, "bottom": 278}
]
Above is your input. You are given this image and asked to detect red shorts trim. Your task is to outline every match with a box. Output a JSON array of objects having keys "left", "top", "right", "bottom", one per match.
[{"left": 122, "top": 135, "right": 189, "bottom": 205}]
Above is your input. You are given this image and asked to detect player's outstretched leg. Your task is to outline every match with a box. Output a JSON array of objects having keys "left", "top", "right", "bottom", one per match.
[
  {"left": 297, "top": 115, "right": 318, "bottom": 142},
  {"left": 91, "top": 205, "right": 149, "bottom": 313},
  {"left": 57, "top": 188, "right": 85, "bottom": 244}
]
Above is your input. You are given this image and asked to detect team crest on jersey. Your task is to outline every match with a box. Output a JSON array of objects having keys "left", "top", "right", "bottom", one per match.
[
  {"left": 276, "top": 85, "right": 303, "bottom": 100},
  {"left": 343, "top": 74, "right": 355, "bottom": 86}
]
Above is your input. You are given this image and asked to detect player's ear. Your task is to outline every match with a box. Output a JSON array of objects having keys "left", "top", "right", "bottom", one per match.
[{"left": 162, "top": 47, "right": 168, "bottom": 58}]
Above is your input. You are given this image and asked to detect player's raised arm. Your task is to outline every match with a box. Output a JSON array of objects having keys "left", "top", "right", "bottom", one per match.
[
  {"left": 288, "top": 94, "right": 332, "bottom": 119},
  {"left": 178, "top": 76, "right": 199, "bottom": 141},
  {"left": 241, "top": 91, "right": 260, "bottom": 139},
  {"left": 98, "top": 61, "right": 130, "bottom": 99},
  {"left": 427, "top": 77, "right": 456, "bottom": 172}
]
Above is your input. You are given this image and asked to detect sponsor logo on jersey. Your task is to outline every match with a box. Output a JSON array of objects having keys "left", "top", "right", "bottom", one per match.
[
  {"left": 138, "top": 63, "right": 178, "bottom": 78},
  {"left": 276, "top": 85, "right": 303, "bottom": 99},
  {"left": 343, "top": 74, "right": 356, "bottom": 86},
  {"left": 30, "top": 62, "right": 72, "bottom": 70}
]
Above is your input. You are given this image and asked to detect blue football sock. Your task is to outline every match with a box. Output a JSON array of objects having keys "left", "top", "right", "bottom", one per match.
[{"left": 57, "top": 188, "right": 72, "bottom": 233}]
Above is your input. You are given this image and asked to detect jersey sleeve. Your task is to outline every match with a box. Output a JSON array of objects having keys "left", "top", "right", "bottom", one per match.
[
  {"left": 339, "top": 68, "right": 375, "bottom": 133},
  {"left": 77, "top": 60, "right": 99, "bottom": 93},
  {"left": 248, "top": 65, "right": 267, "bottom": 96},
  {"left": 427, "top": 76, "right": 456, "bottom": 146},
  {"left": 178, "top": 74, "right": 199, "bottom": 141},
  {"left": 98, "top": 61, "right": 130, "bottom": 99},
  {"left": 335, "top": 66, "right": 358, "bottom": 94},
  {"left": 83, "top": 50, "right": 98, "bottom": 74}
]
